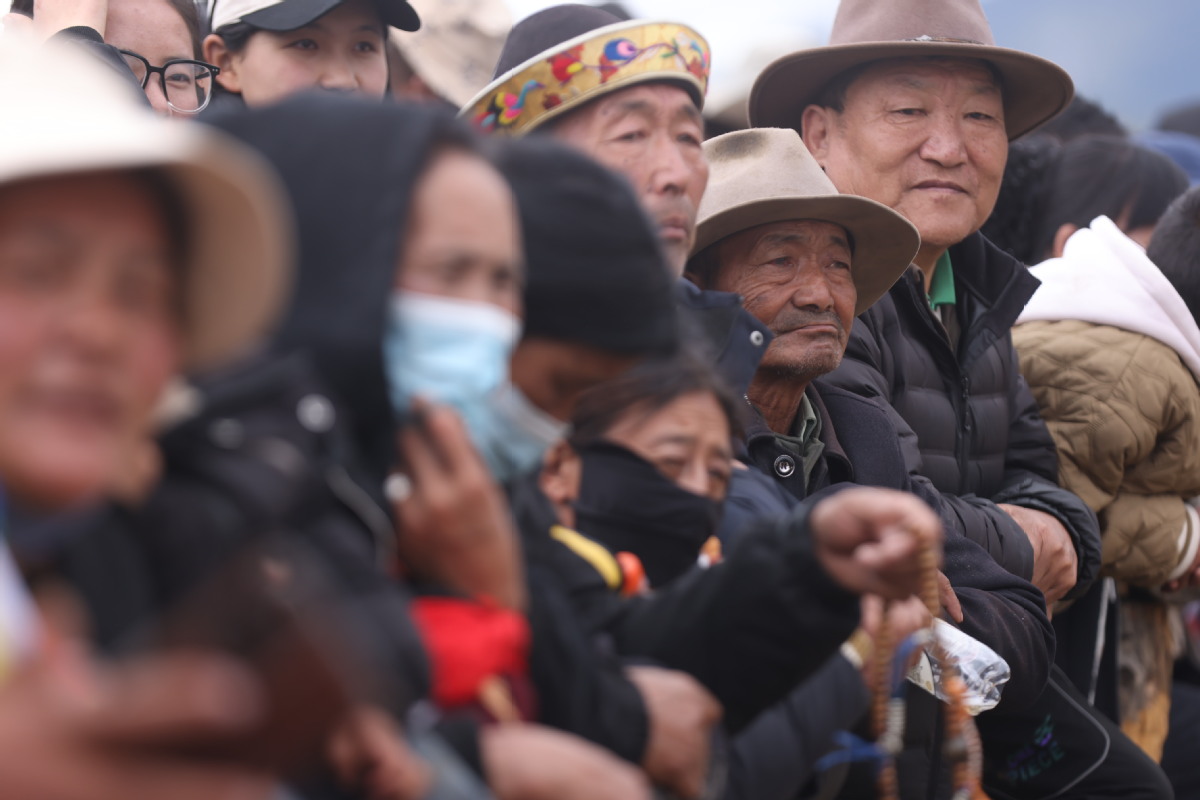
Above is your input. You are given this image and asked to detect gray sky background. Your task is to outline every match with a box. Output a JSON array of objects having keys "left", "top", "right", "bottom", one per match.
[
  {"left": 2, "top": 0, "right": 1190, "bottom": 130},
  {"left": 508, "top": 0, "right": 1198, "bottom": 132}
]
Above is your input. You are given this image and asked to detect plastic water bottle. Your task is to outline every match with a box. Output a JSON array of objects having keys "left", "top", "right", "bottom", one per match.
[{"left": 906, "top": 619, "right": 1010, "bottom": 715}]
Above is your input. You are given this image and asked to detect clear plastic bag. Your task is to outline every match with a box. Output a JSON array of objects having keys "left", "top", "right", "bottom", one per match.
[{"left": 906, "top": 619, "right": 1010, "bottom": 715}]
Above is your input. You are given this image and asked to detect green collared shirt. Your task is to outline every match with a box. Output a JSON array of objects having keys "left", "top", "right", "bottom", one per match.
[
  {"left": 927, "top": 251, "right": 957, "bottom": 310},
  {"left": 926, "top": 252, "right": 961, "bottom": 348},
  {"left": 773, "top": 393, "right": 825, "bottom": 488}
]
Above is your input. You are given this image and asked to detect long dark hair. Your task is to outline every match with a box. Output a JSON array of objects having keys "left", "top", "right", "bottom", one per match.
[
  {"left": 985, "top": 135, "right": 1188, "bottom": 263},
  {"left": 1148, "top": 187, "right": 1200, "bottom": 323},
  {"left": 570, "top": 347, "right": 741, "bottom": 448}
]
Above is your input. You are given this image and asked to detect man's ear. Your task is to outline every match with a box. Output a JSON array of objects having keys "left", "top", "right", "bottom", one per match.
[
  {"left": 203, "top": 33, "right": 241, "bottom": 93},
  {"left": 801, "top": 104, "right": 834, "bottom": 167},
  {"left": 1051, "top": 223, "right": 1078, "bottom": 259},
  {"left": 538, "top": 439, "right": 583, "bottom": 527}
]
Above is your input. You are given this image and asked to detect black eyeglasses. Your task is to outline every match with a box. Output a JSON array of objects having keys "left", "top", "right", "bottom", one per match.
[{"left": 118, "top": 50, "right": 221, "bottom": 115}]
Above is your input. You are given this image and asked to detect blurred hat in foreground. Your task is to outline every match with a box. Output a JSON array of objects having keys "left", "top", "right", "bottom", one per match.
[{"left": 0, "top": 38, "right": 293, "bottom": 371}]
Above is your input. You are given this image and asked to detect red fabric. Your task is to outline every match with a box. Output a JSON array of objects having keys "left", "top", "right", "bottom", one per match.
[{"left": 412, "top": 597, "right": 531, "bottom": 710}]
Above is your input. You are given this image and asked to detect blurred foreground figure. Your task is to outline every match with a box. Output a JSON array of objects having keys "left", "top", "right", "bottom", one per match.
[{"left": 0, "top": 37, "right": 289, "bottom": 800}]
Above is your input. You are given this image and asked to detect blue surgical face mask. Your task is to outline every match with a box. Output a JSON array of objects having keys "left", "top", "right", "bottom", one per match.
[
  {"left": 473, "top": 381, "right": 571, "bottom": 482},
  {"left": 384, "top": 291, "right": 519, "bottom": 423},
  {"left": 384, "top": 293, "right": 568, "bottom": 482}
]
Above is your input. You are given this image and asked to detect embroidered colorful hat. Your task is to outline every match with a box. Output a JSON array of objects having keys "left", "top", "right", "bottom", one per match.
[
  {"left": 460, "top": 4, "right": 710, "bottom": 136},
  {"left": 693, "top": 128, "right": 920, "bottom": 316},
  {"left": 748, "top": 0, "right": 1074, "bottom": 140},
  {"left": 0, "top": 38, "right": 292, "bottom": 371}
]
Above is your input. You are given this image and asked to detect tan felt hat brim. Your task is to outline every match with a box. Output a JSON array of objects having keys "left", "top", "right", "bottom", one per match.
[
  {"left": 1, "top": 130, "right": 292, "bottom": 373},
  {"left": 749, "top": 40, "right": 1074, "bottom": 141},
  {"left": 695, "top": 193, "right": 919, "bottom": 316}
]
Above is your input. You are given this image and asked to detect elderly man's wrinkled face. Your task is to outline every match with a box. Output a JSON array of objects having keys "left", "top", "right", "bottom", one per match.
[
  {"left": 711, "top": 219, "right": 856, "bottom": 381},
  {"left": 802, "top": 58, "right": 1008, "bottom": 260},
  {"left": 549, "top": 83, "right": 708, "bottom": 277}
]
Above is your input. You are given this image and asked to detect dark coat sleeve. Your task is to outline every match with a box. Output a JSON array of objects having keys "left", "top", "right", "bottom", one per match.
[
  {"left": 725, "top": 654, "right": 869, "bottom": 800},
  {"left": 940, "top": 527, "right": 1055, "bottom": 711},
  {"left": 990, "top": 346, "right": 1102, "bottom": 601},
  {"left": 510, "top": 483, "right": 650, "bottom": 763},
  {"left": 829, "top": 316, "right": 1036, "bottom": 580},
  {"left": 524, "top": 556, "right": 650, "bottom": 763},
  {"left": 607, "top": 504, "right": 861, "bottom": 733}
]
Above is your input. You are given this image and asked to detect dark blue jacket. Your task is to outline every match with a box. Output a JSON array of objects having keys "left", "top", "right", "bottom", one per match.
[{"left": 721, "top": 382, "right": 1054, "bottom": 800}]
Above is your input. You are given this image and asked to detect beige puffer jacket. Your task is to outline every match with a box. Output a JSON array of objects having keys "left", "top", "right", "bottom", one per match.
[{"left": 1013, "top": 320, "right": 1200, "bottom": 588}]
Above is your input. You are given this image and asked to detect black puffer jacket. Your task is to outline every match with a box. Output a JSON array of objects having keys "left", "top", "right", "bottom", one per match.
[{"left": 824, "top": 232, "right": 1101, "bottom": 600}]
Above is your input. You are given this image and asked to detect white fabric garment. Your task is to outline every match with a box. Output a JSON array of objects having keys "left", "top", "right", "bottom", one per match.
[{"left": 1018, "top": 215, "right": 1200, "bottom": 383}]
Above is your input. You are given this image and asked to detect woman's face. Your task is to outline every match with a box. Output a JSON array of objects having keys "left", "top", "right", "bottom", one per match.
[
  {"left": 105, "top": 0, "right": 196, "bottom": 116},
  {"left": 396, "top": 149, "right": 523, "bottom": 316},
  {"left": 603, "top": 391, "right": 733, "bottom": 503},
  {"left": 0, "top": 172, "right": 182, "bottom": 510},
  {"left": 208, "top": 0, "right": 388, "bottom": 107}
]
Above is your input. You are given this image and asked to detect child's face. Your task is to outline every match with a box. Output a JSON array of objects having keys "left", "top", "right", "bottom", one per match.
[
  {"left": 0, "top": 172, "right": 182, "bottom": 511},
  {"left": 218, "top": 0, "right": 388, "bottom": 106}
]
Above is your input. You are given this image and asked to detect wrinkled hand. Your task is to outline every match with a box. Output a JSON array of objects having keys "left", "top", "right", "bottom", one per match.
[
  {"left": 1161, "top": 545, "right": 1200, "bottom": 593},
  {"left": 481, "top": 723, "right": 651, "bottom": 800},
  {"left": 0, "top": 648, "right": 272, "bottom": 800},
  {"left": 326, "top": 706, "right": 431, "bottom": 800},
  {"left": 998, "top": 504, "right": 1077, "bottom": 610},
  {"left": 9, "top": 0, "right": 110, "bottom": 38},
  {"left": 391, "top": 400, "right": 526, "bottom": 610},
  {"left": 626, "top": 666, "right": 722, "bottom": 799},
  {"left": 937, "top": 570, "right": 963, "bottom": 623},
  {"left": 809, "top": 488, "right": 943, "bottom": 600}
]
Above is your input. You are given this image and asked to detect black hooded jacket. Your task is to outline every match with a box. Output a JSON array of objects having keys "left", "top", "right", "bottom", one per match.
[
  {"left": 824, "top": 233, "right": 1102, "bottom": 599},
  {"left": 211, "top": 95, "right": 685, "bottom": 766}
]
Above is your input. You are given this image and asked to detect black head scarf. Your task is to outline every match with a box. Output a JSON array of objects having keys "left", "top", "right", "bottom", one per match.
[{"left": 206, "top": 95, "right": 475, "bottom": 482}]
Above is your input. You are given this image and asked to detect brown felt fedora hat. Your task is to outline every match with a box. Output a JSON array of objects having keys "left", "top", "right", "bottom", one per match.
[
  {"left": 748, "top": 0, "right": 1074, "bottom": 140},
  {"left": 693, "top": 128, "right": 920, "bottom": 316}
]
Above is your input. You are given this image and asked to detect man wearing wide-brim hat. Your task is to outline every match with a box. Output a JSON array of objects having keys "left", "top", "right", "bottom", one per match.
[
  {"left": 686, "top": 127, "right": 1073, "bottom": 800},
  {"left": 751, "top": 0, "right": 1098, "bottom": 607},
  {"left": 748, "top": 0, "right": 1169, "bottom": 797}
]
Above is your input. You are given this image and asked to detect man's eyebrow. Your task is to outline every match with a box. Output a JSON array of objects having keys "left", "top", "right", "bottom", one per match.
[
  {"left": 608, "top": 98, "right": 656, "bottom": 121},
  {"left": 674, "top": 102, "right": 703, "bottom": 125},
  {"left": 755, "top": 229, "right": 851, "bottom": 251}
]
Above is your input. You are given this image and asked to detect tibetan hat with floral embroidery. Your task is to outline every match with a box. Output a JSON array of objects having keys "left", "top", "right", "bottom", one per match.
[
  {"left": 749, "top": 0, "right": 1074, "bottom": 140},
  {"left": 460, "top": 4, "right": 710, "bottom": 136}
]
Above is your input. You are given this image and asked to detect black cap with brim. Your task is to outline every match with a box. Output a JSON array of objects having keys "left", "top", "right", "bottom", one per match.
[{"left": 242, "top": 0, "right": 419, "bottom": 32}]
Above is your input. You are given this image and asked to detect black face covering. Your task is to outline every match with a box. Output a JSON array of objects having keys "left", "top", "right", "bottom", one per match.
[{"left": 573, "top": 441, "right": 723, "bottom": 588}]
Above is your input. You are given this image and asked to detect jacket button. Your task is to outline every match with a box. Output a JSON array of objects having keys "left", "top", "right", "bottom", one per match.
[
  {"left": 209, "top": 418, "right": 244, "bottom": 449},
  {"left": 750, "top": 330, "right": 765, "bottom": 346},
  {"left": 774, "top": 454, "right": 796, "bottom": 478},
  {"left": 297, "top": 394, "right": 336, "bottom": 432}
]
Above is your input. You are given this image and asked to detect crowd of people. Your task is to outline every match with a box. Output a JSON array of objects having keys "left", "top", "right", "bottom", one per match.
[{"left": 0, "top": 0, "right": 1198, "bottom": 796}]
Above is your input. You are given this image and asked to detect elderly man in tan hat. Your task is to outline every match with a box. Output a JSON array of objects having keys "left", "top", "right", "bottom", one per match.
[
  {"left": 750, "top": 0, "right": 1097, "bottom": 619},
  {"left": 748, "top": 1, "right": 1174, "bottom": 798},
  {"left": 687, "top": 129, "right": 1066, "bottom": 800}
]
